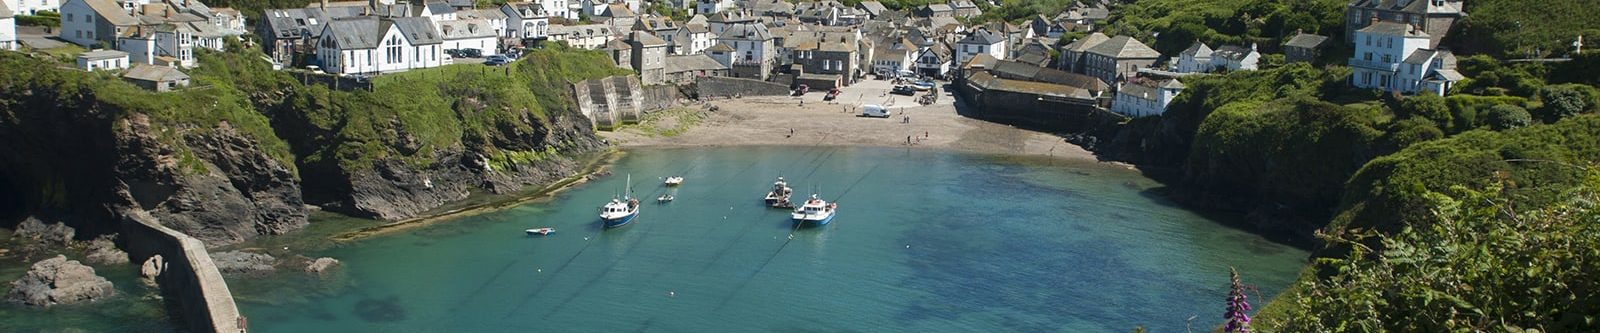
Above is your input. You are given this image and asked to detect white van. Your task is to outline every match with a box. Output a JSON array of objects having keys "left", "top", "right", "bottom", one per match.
[{"left": 861, "top": 104, "right": 891, "bottom": 118}]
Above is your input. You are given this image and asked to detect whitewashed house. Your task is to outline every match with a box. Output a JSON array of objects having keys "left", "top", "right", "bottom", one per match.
[
  {"left": 209, "top": 7, "right": 244, "bottom": 33},
  {"left": 75, "top": 49, "right": 128, "bottom": 70},
  {"left": 1111, "top": 79, "right": 1183, "bottom": 118},
  {"left": 500, "top": 2, "right": 549, "bottom": 39},
  {"left": 716, "top": 22, "right": 774, "bottom": 79},
  {"left": 116, "top": 27, "right": 155, "bottom": 64},
  {"left": 59, "top": 0, "right": 138, "bottom": 47},
  {"left": 3, "top": 0, "right": 62, "bottom": 16},
  {"left": 1211, "top": 44, "right": 1258, "bottom": 71},
  {"left": 317, "top": 16, "right": 444, "bottom": 74},
  {"left": 914, "top": 43, "right": 951, "bottom": 77},
  {"left": 953, "top": 28, "right": 1004, "bottom": 66},
  {"left": 440, "top": 18, "right": 497, "bottom": 55},
  {"left": 1, "top": 2, "right": 16, "bottom": 51},
  {"left": 539, "top": 0, "right": 573, "bottom": 20},
  {"left": 666, "top": 22, "right": 712, "bottom": 55},
  {"left": 1174, "top": 41, "right": 1211, "bottom": 73},
  {"left": 1348, "top": 20, "right": 1461, "bottom": 95},
  {"left": 547, "top": 23, "right": 610, "bottom": 49},
  {"left": 455, "top": 8, "right": 507, "bottom": 39},
  {"left": 695, "top": 0, "right": 730, "bottom": 15},
  {"left": 412, "top": 1, "right": 456, "bottom": 28},
  {"left": 872, "top": 45, "right": 912, "bottom": 76}
]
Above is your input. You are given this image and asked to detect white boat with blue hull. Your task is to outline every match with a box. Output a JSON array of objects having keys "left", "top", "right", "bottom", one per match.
[
  {"left": 791, "top": 194, "right": 837, "bottom": 226},
  {"left": 600, "top": 175, "right": 640, "bottom": 228}
]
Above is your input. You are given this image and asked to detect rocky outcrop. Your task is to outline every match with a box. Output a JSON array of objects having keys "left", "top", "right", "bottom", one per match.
[
  {"left": 84, "top": 234, "right": 129, "bottom": 265},
  {"left": 305, "top": 257, "right": 341, "bottom": 274},
  {"left": 12, "top": 217, "right": 76, "bottom": 246},
  {"left": 5, "top": 255, "right": 115, "bottom": 307},
  {"left": 210, "top": 250, "right": 276, "bottom": 275}
]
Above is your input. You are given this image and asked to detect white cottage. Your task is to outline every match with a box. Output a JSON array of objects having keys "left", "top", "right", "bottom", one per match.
[
  {"left": 500, "top": 2, "right": 549, "bottom": 39},
  {"left": 1, "top": 2, "right": 16, "bottom": 51},
  {"left": 439, "top": 18, "right": 498, "bottom": 55},
  {"left": 3, "top": 0, "right": 62, "bottom": 16},
  {"left": 76, "top": 49, "right": 128, "bottom": 70},
  {"left": 1112, "top": 79, "right": 1183, "bottom": 118},
  {"left": 1348, "top": 20, "right": 1460, "bottom": 96},
  {"left": 317, "top": 16, "right": 444, "bottom": 74},
  {"left": 954, "top": 28, "right": 1004, "bottom": 66}
]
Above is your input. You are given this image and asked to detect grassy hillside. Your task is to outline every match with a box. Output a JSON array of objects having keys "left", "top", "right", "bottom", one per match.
[
  {"left": 1101, "top": 0, "right": 1346, "bottom": 56},
  {"left": 1446, "top": 0, "right": 1600, "bottom": 57}
]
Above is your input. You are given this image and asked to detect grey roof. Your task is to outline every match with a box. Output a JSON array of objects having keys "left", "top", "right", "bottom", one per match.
[
  {"left": 123, "top": 64, "right": 189, "bottom": 82},
  {"left": 1160, "top": 78, "right": 1185, "bottom": 89},
  {"left": 325, "top": 18, "right": 382, "bottom": 49},
  {"left": 78, "top": 49, "right": 129, "bottom": 60},
  {"left": 720, "top": 22, "right": 772, "bottom": 40},
  {"left": 665, "top": 54, "right": 727, "bottom": 73},
  {"left": 1015, "top": 52, "right": 1049, "bottom": 66},
  {"left": 424, "top": 2, "right": 456, "bottom": 16},
  {"left": 1356, "top": 21, "right": 1428, "bottom": 37},
  {"left": 958, "top": 29, "right": 1005, "bottom": 45},
  {"left": 857, "top": 1, "right": 886, "bottom": 15},
  {"left": 628, "top": 31, "right": 667, "bottom": 47},
  {"left": 1432, "top": 69, "right": 1465, "bottom": 81},
  {"left": 457, "top": 8, "right": 508, "bottom": 20},
  {"left": 922, "top": 3, "right": 951, "bottom": 12},
  {"left": 392, "top": 17, "right": 443, "bottom": 44},
  {"left": 1119, "top": 82, "right": 1158, "bottom": 101},
  {"left": 1349, "top": 0, "right": 1462, "bottom": 15},
  {"left": 82, "top": 0, "right": 140, "bottom": 26},
  {"left": 687, "top": 14, "right": 708, "bottom": 26},
  {"left": 948, "top": 0, "right": 977, "bottom": 9},
  {"left": 440, "top": 19, "right": 496, "bottom": 39},
  {"left": 602, "top": 3, "right": 635, "bottom": 17},
  {"left": 551, "top": 23, "right": 612, "bottom": 37},
  {"left": 706, "top": 42, "right": 734, "bottom": 52},
  {"left": 449, "top": 0, "right": 476, "bottom": 8},
  {"left": 0, "top": 2, "right": 13, "bottom": 18},
  {"left": 605, "top": 38, "right": 631, "bottom": 49},
  {"left": 503, "top": 2, "right": 544, "bottom": 18},
  {"left": 1180, "top": 41, "right": 1212, "bottom": 58},
  {"left": 1064, "top": 32, "right": 1108, "bottom": 53},
  {"left": 1213, "top": 45, "right": 1254, "bottom": 61},
  {"left": 1284, "top": 33, "right": 1329, "bottom": 49},
  {"left": 1085, "top": 35, "right": 1159, "bottom": 59}
]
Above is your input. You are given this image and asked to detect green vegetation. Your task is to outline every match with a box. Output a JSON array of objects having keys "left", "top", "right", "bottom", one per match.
[
  {"left": 1446, "top": 0, "right": 1600, "bottom": 57},
  {"left": 619, "top": 107, "right": 706, "bottom": 138},
  {"left": 283, "top": 44, "right": 629, "bottom": 170},
  {"left": 15, "top": 12, "right": 61, "bottom": 28},
  {"left": 1263, "top": 175, "right": 1600, "bottom": 331},
  {"left": 0, "top": 43, "right": 295, "bottom": 174},
  {"left": 1100, "top": 0, "right": 1345, "bottom": 56}
]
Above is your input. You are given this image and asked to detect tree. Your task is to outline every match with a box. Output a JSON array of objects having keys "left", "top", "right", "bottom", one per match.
[
  {"left": 1399, "top": 94, "right": 1452, "bottom": 130},
  {"left": 1483, "top": 104, "right": 1532, "bottom": 130},
  {"left": 1536, "top": 85, "right": 1590, "bottom": 122}
]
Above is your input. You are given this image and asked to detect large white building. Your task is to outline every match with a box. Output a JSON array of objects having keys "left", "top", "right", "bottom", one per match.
[
  {"left": 3, "top": 0, "right": 61, "bottom": 16},
  {"left": 1, "top": 2, "right": 16, "bottom": 51},
  {"left": 439, "top": 18, "right": 497, "bottom": 55},
  {"left": 954, "top": 28, "right": 1004, "bottom": 67},
  {"left": 1111, "top": 79, "right": 1183, "bottom": 118},
  {"left": 500, "top": 2, "right": 549, "bottom": 39},
  {"left": 317, "top": 16, "right": 445, "bottom": 74},
  {"left": 1348, "top": 20, "right": 1462, "bottom": 95}
]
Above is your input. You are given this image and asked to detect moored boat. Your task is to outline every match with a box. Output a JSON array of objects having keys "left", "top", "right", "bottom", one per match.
[
  {"left": 764, "top": 177, "right": 793, "bottom": 208},
  {"left": 791, "top": 194, "right": 837, "bottom": 226},
  {"left": 525, "top": 227, "right": 555, "bottom": 236},
  {"left": 664, "top": 176, "right": 684, "bottom": 186},
  {"left": 600, "top": 175, "right": 640, "bottom": 228}
]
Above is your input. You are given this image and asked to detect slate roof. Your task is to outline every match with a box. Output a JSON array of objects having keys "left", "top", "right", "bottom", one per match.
[
  {"left": 551, "top": 23, "right": 612, "bottom": 37},
  {"left": 1431, "top": 69, "right": 1465, "bottom": 81},
  {"left": 123, "top": 64, "right": 189, "bottom": 82},
  {"left": 963, "top": 52, "right": 998, "bottom": 69},
  {"left": 0, "top": 2, "right": 13, "bottom": 17},
  {"left": 392, "top": 17, "right": 442, "bottom": 44},
  {"left": 635, "top": 16, "right": 676, "bottom": 31},
  {"left": 665, "top": 54, "right": 726, "bottom": 73},
  {"left": 629, "top": 30, "right": 667, "bottom": 47},
  {"left": 78, "top": 49, "right": 129, "bottom": 60},
  {"left": 503, "top": 2, "right": 544, "bottom": 18},
  {"left": 958, "top": 29, "right": 1004, "bottom": 45},
  {"left": 1015, "top": 52, "right": 1049, "bottom": 66},
  {"left": 1085, "top": 35, "right": 1158, "bottom": 59},
  {"left": 604, "top": 38, "right": 632, "bottom": 49},
  {"left": 1063, "top": 32, "right": 1108, "bottom": 53},
  {"left": 720, "top": 22, "right": 772, "bottom": 40},
  {"left": 922, "top": 3, "right": 951, "bottom": 12},
  {"left": 457, "top": 8, "right": 507, "bottom": 20},
  {"left": 706, "top": 42, "right": 735, "bottom": 52},
  {"left": 423, "top": 2, "right": 456, "bottom": 16},
  {"left": 1213, "top": 45, "right": 1253, "bottom": 61},
  {"left": 1356, "top": 21, "right": 1428, "bottom": 37},
  {"left": 1180, "top": 41, "right": 1212, "bottom": 58},
  {"left": 967, "top": 71, "right": 1094, "bottom": 100},
  {"left": 856, "top": 1, "right": 886, "bottom": 16},
  {"left": 1284, "top": 32, "right": 1329, "bottom": 49},
  {"left": 603, "top": 3, "right": 634, "bottom": 17},
  {"left": 83, "top": 0, "right": 140, "bottom": 26},
  {"left": 325, "top": 17, "right": 382, "bottom": 49},
  {"left": 439, "top": 19, "right": 496, "bottom": 39},
  {"left": 1118, "top": 81, "right": 1159, "bottom": 101}
]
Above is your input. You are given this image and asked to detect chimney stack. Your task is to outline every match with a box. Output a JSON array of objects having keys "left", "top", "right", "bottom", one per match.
[{"left": 321, "top": 0, "right": 329, "bottom": 9}]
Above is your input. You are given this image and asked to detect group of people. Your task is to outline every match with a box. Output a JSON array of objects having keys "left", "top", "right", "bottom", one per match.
[{"left": 906, "top": 131, "right": 930, "bottom": 145}]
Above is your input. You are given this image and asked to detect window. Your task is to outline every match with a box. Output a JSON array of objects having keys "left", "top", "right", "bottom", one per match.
[
  {"left": 66, "top": 13, "right": 73, "bottom": 22},
  {"left": 1365, "top": 35, "right": 1371, "bottom": 46},
  {"left": 1381, "top": 55, "right": 1391, "bottom": 63},
  {"left": 1364, "top": 52, "right": 1372, "bottom": 61}
]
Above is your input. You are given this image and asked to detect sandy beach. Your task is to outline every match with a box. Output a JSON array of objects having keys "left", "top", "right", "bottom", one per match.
[{"left": 601, "top": 78, "right": 1102, "bottom": 161}]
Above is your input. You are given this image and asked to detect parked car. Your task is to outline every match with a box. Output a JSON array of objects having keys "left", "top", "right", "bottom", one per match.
[
  {"left": 793, "top": 84, "right": 809, "bottom": 96},
  {"left": 891, "top": 85, "right": 916, "bottom": 96},
  {"left": 456, "top": 48, "right": 483, "bottom": 58},
  {"left": 485, "top": 55, "right": 511, "bottom": 66}
]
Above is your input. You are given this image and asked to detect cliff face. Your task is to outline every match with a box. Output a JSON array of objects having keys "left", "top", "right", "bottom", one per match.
[{"left": 0, "top": 84, "right": 306, "bottom": 246}]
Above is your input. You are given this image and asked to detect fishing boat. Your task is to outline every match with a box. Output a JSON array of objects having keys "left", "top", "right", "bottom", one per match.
[
  {"left": 764, "top": 177, "right": 793, "bottom": 208},
  {"left": 791, "top": 194, "right": 837, "bottom": 226},
  {"left": 525, "top": 227, "right": 555, "bottom": 236},
  {"left": 664, "top": 176, "right": 684, "bottom": 186},
  {"left": 600, "top": 175, "right": 640, "bottom": 228},
  {"left": 657, "top": 194, "right": 674, "bottom": 203}
]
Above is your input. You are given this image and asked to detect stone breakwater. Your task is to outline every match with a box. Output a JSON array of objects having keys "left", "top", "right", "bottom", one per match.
[{"left": 120, "top": 210, "right": 246, "bottom": 333}]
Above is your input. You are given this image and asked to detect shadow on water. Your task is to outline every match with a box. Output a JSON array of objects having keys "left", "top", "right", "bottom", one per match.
[
  {"left": 352, "top": 296, "right": 406, "bottom": 323},
  {"left": 1136, "top": 186, "right": 1315, "bottom": 251}
]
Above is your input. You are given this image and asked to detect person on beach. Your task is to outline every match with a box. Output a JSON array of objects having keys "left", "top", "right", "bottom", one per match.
[{"left": 907, "top": 136, "right": 912, "bottom": 145}]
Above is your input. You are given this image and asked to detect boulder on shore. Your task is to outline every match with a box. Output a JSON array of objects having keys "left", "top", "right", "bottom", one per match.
[
  {"left": 13, "top": 217, "right": 76, "bottom": 246},
  {"left": 210, "top": 251, "right": 276, "bottom": 274},
  {"left": 84, "top": 235, "right": 129, "bottom": 265},
  {"left": 4, "top": 255, "right": 115, "bottom": 307},
  {"left": 305, "top": 257, "right": 341, "bottom": 274}
]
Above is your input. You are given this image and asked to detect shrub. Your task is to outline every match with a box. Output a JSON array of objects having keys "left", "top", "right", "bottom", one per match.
[
  {"left": 1398, "top": 94, "right": 1452, "bottom": 130},
  {"left": 1482, "top": 104, "right": 1532, "bottom": 130},
  {"left": 1536, "top": 85, "right": 1591, "bottom": 122}
]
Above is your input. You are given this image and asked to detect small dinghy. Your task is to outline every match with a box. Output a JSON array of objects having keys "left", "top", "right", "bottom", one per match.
[
  {"left": 525, "top": 227, "right": 555, "bottom": 236},
  {"left": 664, "top": 176, "right": 684, "bottom": 186},
  {"left": 657, "top": 194, "right": 674, "bottom": 203}
]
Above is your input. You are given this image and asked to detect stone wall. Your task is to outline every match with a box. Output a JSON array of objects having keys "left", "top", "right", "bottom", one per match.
[
  {"left": 695, "top": 76, "right": 791, "bottom": 98},
  {"left": 954, "top": 80, "right": 1122, "bottom": 132},
  {"left": 119, "top": 210, "right": 246, "bottom": 333},
  {"left": 638, "top": 85, "right": 683, "bottom": 111},
  {"left": 572, "top": 76, "right": 649, "bottom": 130}
]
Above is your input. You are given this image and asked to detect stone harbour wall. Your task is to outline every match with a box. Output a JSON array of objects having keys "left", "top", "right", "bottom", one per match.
[{"left": 120, "top": 210, "right": 246, "bottom": 333}]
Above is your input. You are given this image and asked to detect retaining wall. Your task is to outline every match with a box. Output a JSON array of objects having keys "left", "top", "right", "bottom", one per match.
[
  {"left": 120, "top": 210, "right": 246, "bottom": 333},
  {"left": 695, "top": 76, "right": 790, "bottom": 98},
  {"left": 638, "top": 85, "right": 682, "bottom": 111}
]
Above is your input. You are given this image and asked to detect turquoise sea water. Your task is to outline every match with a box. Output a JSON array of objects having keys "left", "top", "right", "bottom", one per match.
[{"left": 229, "top": 147, "right": 1308, "bottom": 332}]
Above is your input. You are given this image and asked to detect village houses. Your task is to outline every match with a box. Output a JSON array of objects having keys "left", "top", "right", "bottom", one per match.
[{"left": 1348, "top": 20, "right": 1462, "bottom": 96}]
